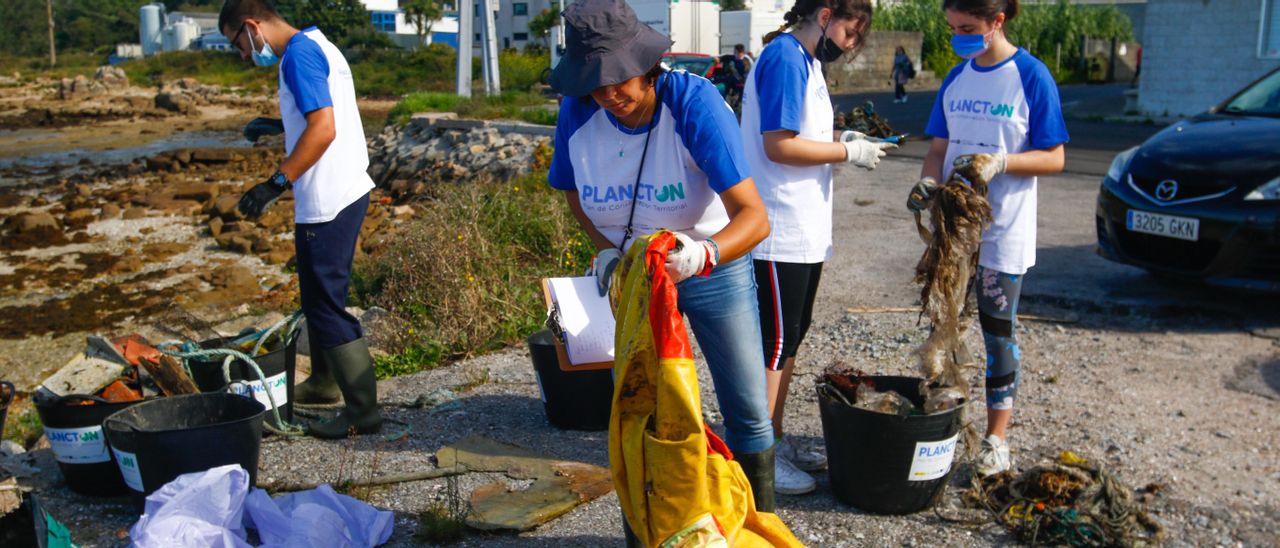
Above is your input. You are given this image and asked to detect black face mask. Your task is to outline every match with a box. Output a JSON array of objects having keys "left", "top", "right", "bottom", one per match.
[{"left": 815, "top": 19, "right": 848, "bottom": 63}]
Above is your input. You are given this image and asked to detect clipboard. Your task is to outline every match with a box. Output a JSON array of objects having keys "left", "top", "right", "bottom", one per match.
[{"left": 541, "top": 278, "right": 615, "bottom": 372}]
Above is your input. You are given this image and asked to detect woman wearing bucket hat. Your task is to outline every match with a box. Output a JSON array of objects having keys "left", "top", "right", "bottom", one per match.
[
  {"left": 741, "top": 0, "right": 888, "bottom": 496},
  {"left": 546, "top": 0, "right": 777, "bottom": 512}
]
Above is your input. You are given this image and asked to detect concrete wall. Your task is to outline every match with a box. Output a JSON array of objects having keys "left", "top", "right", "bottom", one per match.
[
  {"left": 1139, "top": 0, "right": 1280, "bottom": 117},
  {"left": 825, "top": 31, "right": 929, "bottom": 92}
]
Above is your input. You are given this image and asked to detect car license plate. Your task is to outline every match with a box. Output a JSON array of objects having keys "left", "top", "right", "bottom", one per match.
[{"left": 1126, "top": 210, "right": 1200, "bottom": 241}]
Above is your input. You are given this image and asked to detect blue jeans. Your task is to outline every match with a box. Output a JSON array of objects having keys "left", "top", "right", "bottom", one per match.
[{"left": 675, "top": 255, "right": 774, "bottom": 454}]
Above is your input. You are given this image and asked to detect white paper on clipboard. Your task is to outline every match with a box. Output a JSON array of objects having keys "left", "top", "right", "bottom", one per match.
[{"left": 546, "top": 276, "right": 615, "bottom": 365}]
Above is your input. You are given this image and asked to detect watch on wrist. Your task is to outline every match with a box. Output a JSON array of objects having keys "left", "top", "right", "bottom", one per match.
[{"left": 268, "top": 170, "right": 292, "bottom": 189}]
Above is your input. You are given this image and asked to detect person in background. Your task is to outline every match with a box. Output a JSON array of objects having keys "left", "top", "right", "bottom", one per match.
[
  {"left": 219, "top": 0, "right": 382, "bottom": 439},
  {"left": 908, "top": 0, "right": 1068, "bottom": 475},
  {"left": 546, "top": 0, "right": 777, "bottom": 511},
  {"left": 892, "top": 45, "right": 913, "bottom": 103},
  {"left": 1130, "top": 45, "right": 1142, "bottom": 88},
  {"left": 741, "top": 0, "right": 892, "bottom": 496}
]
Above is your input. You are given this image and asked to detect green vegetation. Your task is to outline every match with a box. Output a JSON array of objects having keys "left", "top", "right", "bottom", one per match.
[
  {"left": 3, "top": 406, "right": 43, "bottom": 449},
  {"left": 351, "top": 161, "right": 593, "bottom": 376},
  {"left": 387, "top": 91, "right": 557, "bottom": 126},
  {"left": 873, "top": 0, "right": 1135, "bottom": 82}
]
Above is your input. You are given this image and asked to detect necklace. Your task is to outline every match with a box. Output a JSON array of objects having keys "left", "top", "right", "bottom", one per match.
[{"left": 609, "top": 89, "right": 655, "bottom": 158}]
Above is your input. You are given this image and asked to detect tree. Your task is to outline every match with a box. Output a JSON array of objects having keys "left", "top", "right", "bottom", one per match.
[
  {"left": 278, "top": 0, "right": 394, "bottom": 49},
  {"left": 46, "top": 0, "right": 56, "bottom": 66},
  {"left": 403, "top": 0, "right": 443, "bottom": 48},
  {"left": 719, "top": 0, "right": 746, "bottom": 12},
  {"left": 527, "top": 5, "right": 560, "bottom": 50}
]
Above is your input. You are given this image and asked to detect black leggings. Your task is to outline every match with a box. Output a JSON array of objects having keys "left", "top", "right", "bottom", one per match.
[{"left": 754, "top": 260, "right": 823, "bottom": 371}]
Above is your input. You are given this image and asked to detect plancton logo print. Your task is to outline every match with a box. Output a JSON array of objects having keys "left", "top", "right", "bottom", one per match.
[{"left": 949, "top": 99, "right": 1015, "bottom": 118}]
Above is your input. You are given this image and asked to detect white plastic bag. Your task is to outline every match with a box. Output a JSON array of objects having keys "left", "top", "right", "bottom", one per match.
[
  {"left": 129, "top": 465, "right": 394, "bottom": 547},
  {"left": 129, "top": 464, "right": 253, "bottom": 548}
]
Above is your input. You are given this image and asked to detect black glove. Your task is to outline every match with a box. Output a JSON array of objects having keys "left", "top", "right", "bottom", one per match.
[
  {"left": 238, "top": 170, "right": 290, "bottom": 219},
  {"left": 243, "top": 117, "right": 285, "bottom": 143}
]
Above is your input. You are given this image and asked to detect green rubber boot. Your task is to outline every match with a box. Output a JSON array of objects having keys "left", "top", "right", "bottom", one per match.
[
  {"left": 307, "top": 338, "right": 383, "bottom": 439},
  {"left": 294, "top": 327, "right": 341, "bottom": 405},
  {"left": 736, "top": 446, "right": 777, "bottom": 512}
]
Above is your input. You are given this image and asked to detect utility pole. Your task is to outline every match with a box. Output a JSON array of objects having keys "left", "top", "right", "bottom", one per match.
[
  {"left": 46, "top": 0, "right": 56, "bottom": 67},
  {"left": 456, "top": 0, "right": 473, "bottom": 97},
  {"left": 480, "top": 0, "right": 501, "bottom": 95}
]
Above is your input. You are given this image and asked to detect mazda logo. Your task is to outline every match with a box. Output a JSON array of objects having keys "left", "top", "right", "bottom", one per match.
[{"left": 1155, "top": 180, "right": 1178, "bottom": 201}]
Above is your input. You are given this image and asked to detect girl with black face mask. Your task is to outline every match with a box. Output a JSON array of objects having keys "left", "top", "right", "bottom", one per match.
[{"left": 742, "top": 0, "right": 889, "bottom": 497}]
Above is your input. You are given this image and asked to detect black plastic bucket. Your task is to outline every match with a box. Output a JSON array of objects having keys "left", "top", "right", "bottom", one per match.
[
  {"left": 528, "top": 330, "right": 613, "bottom": 431},
  {"left": 103, "top": 392, "right": 265, "bottom": 510},
  {"left": 188, "top": 335, "right": 296, "bottom": 424},
  {"left": 0, "top": 381, "right": 12, "bottom": 440},
  {"left": 33, "top": 392, "right": 144, "bottom": 496},
  {"left": 817, "top": 375, "right": 962, "bottom": 514}
]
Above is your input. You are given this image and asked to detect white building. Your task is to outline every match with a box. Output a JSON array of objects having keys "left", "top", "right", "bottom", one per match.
[
  {"left": 360, "top": 0, "right": 460, "bottom": 48},
  {"left": 1139, "top": 0, "right": 1279, "bottom": 117}
]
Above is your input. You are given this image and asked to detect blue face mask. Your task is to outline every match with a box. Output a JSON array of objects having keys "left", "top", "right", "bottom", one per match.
[
  {"left": 248, "top": 27, "right": 279, "bottom": 67},
  {"left": 951, "top": 30, "right": 993, "bottom": 60}
]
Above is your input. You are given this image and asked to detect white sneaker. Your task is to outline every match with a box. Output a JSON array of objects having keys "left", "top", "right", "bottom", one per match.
[
  {"left": 976, "top": 434, "right": 1012, "bottom": 476},
  {"left": 892, "top": 98, "right": 902, "bottom": 104},
  {"left": 777, "top": 436, "right": 827, "bottom": 472},
  {"left": 902, "top": 95, "right": 909, "bottom": 103},
  {"left": 774, "top": 452, "right": 816, "bottom": 495}
]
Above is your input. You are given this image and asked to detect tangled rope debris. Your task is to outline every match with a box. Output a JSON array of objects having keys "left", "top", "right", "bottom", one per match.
[{"left": 964, "top": 451, "right": 1164, "bottom": 547}]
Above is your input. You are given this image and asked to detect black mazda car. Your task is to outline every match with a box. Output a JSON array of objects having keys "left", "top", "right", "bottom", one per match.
[{"left": 1096, "top": 67, "right": 1280, "bottom": 292}]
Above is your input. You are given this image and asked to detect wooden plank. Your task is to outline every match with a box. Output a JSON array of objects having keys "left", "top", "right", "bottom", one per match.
[{"left": 138, "top": 355, "right": 200, "bottom": 396}]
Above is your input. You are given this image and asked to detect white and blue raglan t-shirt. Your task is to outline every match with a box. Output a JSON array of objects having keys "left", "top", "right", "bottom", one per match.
[
  {"left": 926, "top": 48, "right": 1070, "bottom": 275},
  {"left": 278, "top": 27, "right": 374, "bottom": 224},
  {"left": 547, "top": 71, "right": 751, "bottom": 251},
  {"left": 740, "top": 33, "right": 836, "bottom": 264}
]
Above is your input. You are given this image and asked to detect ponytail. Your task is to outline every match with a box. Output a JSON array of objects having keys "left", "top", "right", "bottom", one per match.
[
  {"left": 763, "top": 0, "right": 873, "bottom": 47},
  {"left": 941, "top": 0, "right": 1019, "bottom": 22}
]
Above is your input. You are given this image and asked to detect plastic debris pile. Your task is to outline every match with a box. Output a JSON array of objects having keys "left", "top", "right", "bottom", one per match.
[
  {"left": 834, "top": 101, "right": 896, "bottom": 138},
  {"left": 819, "top": 365, "right": 923, "bottom": 416}
]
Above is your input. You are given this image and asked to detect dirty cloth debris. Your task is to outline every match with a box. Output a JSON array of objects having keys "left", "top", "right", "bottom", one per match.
[
  {"left": 435, "top": 435, "right": 613, "bottom": 532},
  {"left": 610, "top": 231, "right": 802, "bottom": 547},
  {"left": 965, "top": 451, "right": 1164, "bottom": 547},
  {"left": 913, "top": 154, "right": 1000, "bottom": 416},
  {"left": 129, "top": 464, "right": 393, "bottom": 548}
]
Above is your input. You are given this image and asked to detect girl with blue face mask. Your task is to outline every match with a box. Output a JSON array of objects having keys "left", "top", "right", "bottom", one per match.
[{"left": 908, "top": 0, "right": 1069, "bottom": 477}]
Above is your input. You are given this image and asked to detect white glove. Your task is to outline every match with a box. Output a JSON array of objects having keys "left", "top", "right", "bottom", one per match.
[
  {"left": 842, "top": 136, "right": 897, "bottom": 170},
  {"left": 588, "top": 248, "right": 622, "bottom": 296},
  {"left": 839, "top": 130, "right": 868, "bottom": 142},
  {"left": 665, "top": 232, "right": 715, "bottom": 284},
  {"left": 952, "top": 152, "right": 1007, "bottom": 183}
]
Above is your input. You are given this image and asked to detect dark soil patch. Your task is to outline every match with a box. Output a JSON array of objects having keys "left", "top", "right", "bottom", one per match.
[
  {"left": 0, "top": 108, "right": 140, "bottom": 131},
  {"left": 0, "top": 283, "right": 174, "bottom": 338},
  {"left": 0, "top": 226, "right": 70, "bottom": 251},
  {"left": 0, "top": 191, "right": 26, "bottom": 208}
]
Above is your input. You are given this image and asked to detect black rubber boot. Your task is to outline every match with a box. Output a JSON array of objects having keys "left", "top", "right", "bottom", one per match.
[
  {"left": 307, "top": 338, "right": 383, "bottom": 439},
  {"left": 621, "top": 509, "right": 642, "bottom": 547},
  {"left": 736, "top": 446, "right": 776, "bottom": 512},
  {"left": 294, "top": 326, "right": 341, "bottom": 405}
]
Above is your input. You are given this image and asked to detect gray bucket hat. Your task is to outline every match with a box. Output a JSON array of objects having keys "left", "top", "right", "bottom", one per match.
[{"left": 548, "top": 0, "right": 674, "bottom": 97}]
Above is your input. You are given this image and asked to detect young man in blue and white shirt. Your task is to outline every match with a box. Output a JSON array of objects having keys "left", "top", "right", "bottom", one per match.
[
  {"left": 909, "top": 0, "right": 1069, "bottom": 476},
  {"left": 220, "top": 0, "right": 381, "bottom": 439}
]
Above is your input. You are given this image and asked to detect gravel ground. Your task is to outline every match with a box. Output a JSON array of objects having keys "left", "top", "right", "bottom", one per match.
[{"left": 10, "top": 158, "right": 1280, "bottom": 546}]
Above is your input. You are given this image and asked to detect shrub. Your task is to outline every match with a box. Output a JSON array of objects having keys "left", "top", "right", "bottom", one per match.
[
  {"left": 386, "top": 90, "right": 557, "bottom": 125},
  {"left": 352, "top": 167, "right": 592, "bottom": 374},
  {"left": 874, "top": 0, "right": 1134, "bottom": 82}
]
